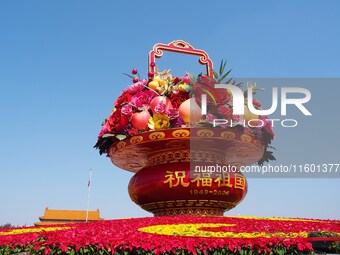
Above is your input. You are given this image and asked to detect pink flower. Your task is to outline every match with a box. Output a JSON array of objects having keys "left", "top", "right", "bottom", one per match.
[
  {"left": 154, "top": 102, "right": 167, "bottom": 114},
  {"left": 131, "top": 90, "right": 156, "bottom": 107},
  {"left": 98, "top": 119, "right": 110, "bottom": 138},
  {"left": 183, "top": 74, "right": 191, "bottom": 84},
  {"left": 166, "top": 108, "right": 179, "bottom": 120},
  {"left": 123, "top": 79, "right": 148, "bottom": 95},
  {"left": 253, "top": 99, "right": 262, "bottom": 108},
  {"left": 232, "top": 114, "right": 244, "bottom": 123},
  {"left": 206, "top": 113, "right": 217, "bottom": 123},
  {"left": 121, "top": 104, "right": 133, "bottom": 116}
]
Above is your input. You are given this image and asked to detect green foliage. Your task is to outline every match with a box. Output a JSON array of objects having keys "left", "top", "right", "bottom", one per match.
[
  {"left": 212, "top": 60, "right": 234, "bottom": 84},
  {"left": 0, "top": 244, "right": 315, "bottom": 255}
]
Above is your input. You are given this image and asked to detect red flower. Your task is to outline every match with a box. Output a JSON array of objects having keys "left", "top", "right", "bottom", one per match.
[
  {"left": 194, "top": 75, "right": 231, "bottom": 107},
  {"left": 172, "top": 77, "right": 181, "bottom": 85},
  {"left": 115, "top": 91, "right": 132, "bottom": 107},
  {"left": 260, "top": 115, "right": 275, "bottom": 139},
  {"left": 128, "top": 127, "right": 139, "bottom": 136},
  {"left": 108, "top": 109, "right": 129, "bottom": 132},
  {"left": 169, "top": 91, "right": 190, "bottom": 108},
  {"left": 218, "top": 105, "right": 233, "bottom": 119}
]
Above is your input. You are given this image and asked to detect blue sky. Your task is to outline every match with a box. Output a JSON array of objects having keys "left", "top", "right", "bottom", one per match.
[{"left": 0, "top": 1, "right": 339, "bottom": 226}]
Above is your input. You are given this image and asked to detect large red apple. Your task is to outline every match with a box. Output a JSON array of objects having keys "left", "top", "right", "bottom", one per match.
[
  {"left": 131, "top": 110, "right": 151, "bottom": 130},
  {"left": 178, "top": 98, "right": 202, "bottom": 123},
  {"left": 149, "top": 96, "right": 173, "bottom": 113}
]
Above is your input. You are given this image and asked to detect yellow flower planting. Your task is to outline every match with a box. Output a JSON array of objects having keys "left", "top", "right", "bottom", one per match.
[
  {"left": 0, "top": 226, "right": 70, "bottom": 236},
  {"left": 231, "top": 215, "right": 323, "bottom": 222},
  {"left": 139, "top": 223, "right": 309, "bottom": 238}
]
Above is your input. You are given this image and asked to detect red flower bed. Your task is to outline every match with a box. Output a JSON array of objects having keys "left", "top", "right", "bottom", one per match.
[{"left": 0, "top": 216, "right": 339, "bottom": 255}]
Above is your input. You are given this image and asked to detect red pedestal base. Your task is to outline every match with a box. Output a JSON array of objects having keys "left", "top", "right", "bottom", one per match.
[{"left": 109, "top": 128, "right": 263, "bottom": 216}]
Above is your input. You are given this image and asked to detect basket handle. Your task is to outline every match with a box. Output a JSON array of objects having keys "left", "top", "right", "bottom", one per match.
[{"left": 148, "top": 40, "right": 214, "bottom": 78}]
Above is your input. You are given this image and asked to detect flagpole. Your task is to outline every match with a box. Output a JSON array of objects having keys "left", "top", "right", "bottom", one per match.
[{"left": 86, "top": 168, "right": 92, "bottom": 222}]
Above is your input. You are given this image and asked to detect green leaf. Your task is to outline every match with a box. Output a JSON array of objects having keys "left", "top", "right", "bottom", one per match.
[
  {"left": 212, "top": 69, "right": 218, "bottom": 79},
  {"left": 188, "top": 72, "right": 197, "bottom": 84},
  {"left": 116, "top": 134, "right": 127, "bottom": 140},
  {"left": 101, "top": 133, "right": 116, "bottom": 138},
  {"left": 225, "top": 77, "right": 233, "bottom": 84},
  {"left": 123, "top": 73, "right": 136, "bottom": 79},
  {"left": 219, "top": 60, "right": 227, "bottom": 76},
  {"left": 201, "top": 88, "right": 217, "bottom": 105},
  {"left": 218, "top": 69, "right": 232, "bottom": 83},
  {"left": 219, "top": 60, "right": 224, "bottom": 76}
]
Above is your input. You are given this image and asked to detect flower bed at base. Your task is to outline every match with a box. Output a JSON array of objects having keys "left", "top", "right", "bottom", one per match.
[{"left": 0, "top": 216, "right": 339, "bottom": 255}]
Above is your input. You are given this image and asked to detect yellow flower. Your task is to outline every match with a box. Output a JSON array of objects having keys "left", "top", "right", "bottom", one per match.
[
  {"left": 148, "top": 114, "right": 170, "bottom": 130},
  {"left": 150, "top": 75, "right": 168, "bottom": 94},
  {"left": 0, "top": 226, "right": 70, "bottom": 236},
  {"left": 178, "top": 83, "right": 190, "bottom": 92},
  {"left": 138, "top": 223, "right": 309, "bottom": 238}
]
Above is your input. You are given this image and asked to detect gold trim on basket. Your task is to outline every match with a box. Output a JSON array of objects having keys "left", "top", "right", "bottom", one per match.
[
  {"left": 149, "top": 131, "right": 166, "bottom": 140},
  {"left": 116, "top": 141, "right": 126, "bottom": 149},
  {"left": 130, "top": 136, "right": 143, "bottom": 144},
  {"left": 196, "top": 129, "right": 214, "bottom": 137},
  {"left": 240, "top": 134, "right": 252, "bottom": 143},
  {"left": 221, "top": 131, "right": 236, "bottom": 139},
  {"left": 172, "top": 129, "right": 190, "bottom": 138}
]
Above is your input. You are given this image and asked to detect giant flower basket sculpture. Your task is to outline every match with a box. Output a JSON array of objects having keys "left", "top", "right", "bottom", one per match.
[{"left": 95, "top": 40, "right": 275, "bottom": 216}]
